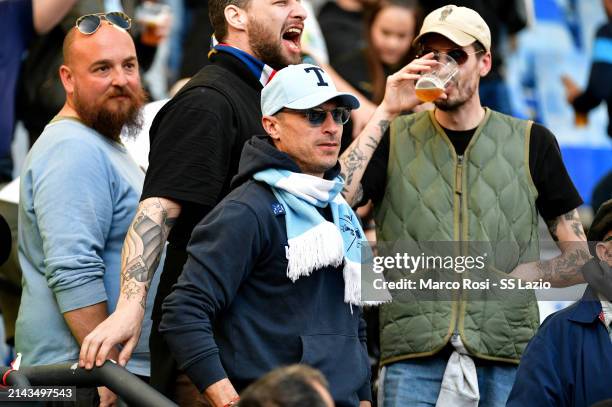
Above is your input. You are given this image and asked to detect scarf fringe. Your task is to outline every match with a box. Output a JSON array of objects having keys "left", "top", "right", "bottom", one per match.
[
  {"left": 343, "top": 259, "right": 361, "bottom": 305},
  {"left": 286, "top": 222, "right": 344, "bottom": 281},
  {"left": 344, "top": 259, "right": 393, "bottom": 306}
]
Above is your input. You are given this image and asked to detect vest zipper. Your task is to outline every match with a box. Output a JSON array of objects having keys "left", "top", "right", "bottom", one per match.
[{"left": 453, "top": 154, "right": 464, "bottom": 336}]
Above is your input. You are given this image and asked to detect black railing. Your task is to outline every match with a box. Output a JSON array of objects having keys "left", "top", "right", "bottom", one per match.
[{"left": 0, "top": 361, "right": 177, "bottom": 407}]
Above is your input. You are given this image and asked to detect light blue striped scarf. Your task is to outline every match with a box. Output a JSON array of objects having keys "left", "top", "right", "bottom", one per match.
[{"left": 253, "top": 168, "right": 382, "bottom": 305}]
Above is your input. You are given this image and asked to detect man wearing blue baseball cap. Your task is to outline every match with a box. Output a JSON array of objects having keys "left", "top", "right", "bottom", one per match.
[{"left": 159, "top": 64, "right": 372, "bottom": 407}]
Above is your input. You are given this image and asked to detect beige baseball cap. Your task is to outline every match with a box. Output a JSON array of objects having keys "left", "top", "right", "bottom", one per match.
[{"left": 413, "top": 4, "right": 491, "bottom": 52}]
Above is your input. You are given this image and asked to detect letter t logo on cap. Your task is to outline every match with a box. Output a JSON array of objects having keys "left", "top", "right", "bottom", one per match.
[{"left": 304, "top": 67, "right": 329, "bottom": 87}]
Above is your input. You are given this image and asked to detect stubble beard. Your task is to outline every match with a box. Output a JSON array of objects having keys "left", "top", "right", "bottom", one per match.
[
  {"left": 434, "top": 75, "right": 478, "bottom": 112},
  {"left": 247, "top": 18, "right": 300, "bottom": 70}
]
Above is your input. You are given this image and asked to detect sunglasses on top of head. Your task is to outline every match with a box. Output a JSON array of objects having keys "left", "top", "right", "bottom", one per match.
[
  {"left": 281, "top": 107, "right": 351, "bottom": 126},
  {"left": 75, "top": 12, "right": 132, "bottom": 35},
  {"left": 417, "top": 47, "right": 484, "bottom": 65}
]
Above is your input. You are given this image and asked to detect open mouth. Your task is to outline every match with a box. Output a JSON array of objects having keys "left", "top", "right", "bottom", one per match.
[{"left": 282, "top": 26, "right": 302, "bottom": 53}]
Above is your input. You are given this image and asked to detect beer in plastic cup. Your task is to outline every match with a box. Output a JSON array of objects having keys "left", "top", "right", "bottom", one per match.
[{"left": 415, "top": 54, "right": 458, "bottom": 103}]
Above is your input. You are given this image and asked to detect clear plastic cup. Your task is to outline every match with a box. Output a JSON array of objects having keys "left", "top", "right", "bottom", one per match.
[
  {"left": 135, "top": 1, "right": 171, "bottom": 46},
  {"left": 415, "top": 54, "right": 459, "bottom": 103}
]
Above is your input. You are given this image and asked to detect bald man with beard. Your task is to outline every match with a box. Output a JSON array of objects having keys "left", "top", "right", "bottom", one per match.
[{"left": 15, "top": 20, "right": 157, "bottom": 406}]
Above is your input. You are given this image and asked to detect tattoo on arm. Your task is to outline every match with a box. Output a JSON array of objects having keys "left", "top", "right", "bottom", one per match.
[
  {"left": 121, "top": 199, "right": 178, "bottom": 306},
  {"left": 539, "top": 209, "right": 588, "bottom": 285},
  {"left": 342, "top": 183, "right": 364, "bottom": 208},
  {"left": 536, "top": 246, "right": 590, "bottom": 284},
  {"left": 571, "top": 221, "right": 586, "bottom": 240},
  {"left": 365, "top": 136, "right": 379, "bottom": 151},
  {"left": 122, "top": 281, "right": 143, "bottom": 301},
  {"left": 340, "top": 119, "right": 390, "bottom": 203},
  {"left": 562, "top": 210, "right": 586, "bottom": 240},
  {"left": 378, "top": 120, "right": 390, "bottom": 132},
  {"left": 341, "top": 146, "right": 368, "bottom": 188},
  {"left": 353, "top": 184, "right": 364, "bottom": 207}
]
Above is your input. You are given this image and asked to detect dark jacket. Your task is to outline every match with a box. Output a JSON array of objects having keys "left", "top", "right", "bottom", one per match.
[
  {"left": 143, "top": 49, "right": 266, "bottom": 394},
  {"left": 160, "top": 136, "right": 372, "bottom": 407},
  {"left": 507, "top": 286, "right": 612, "bottom": 407}
]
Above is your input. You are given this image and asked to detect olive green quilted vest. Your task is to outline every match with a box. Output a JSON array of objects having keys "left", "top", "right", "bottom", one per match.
[{"left": 376, "top": 109, "right": 541, "bottom": 365}]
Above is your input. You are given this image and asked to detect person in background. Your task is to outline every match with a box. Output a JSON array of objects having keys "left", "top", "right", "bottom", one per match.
[
  {"left": 0, "top": 0, "right": 79, "bottom": 183},
  {"left": 562, "top": 0, "right": 612, "bottom": 138},
  {"left": 239, "top": 365, "right": 335, "bottom": 407},
  {"left": 334, "top": 0, "right": 420, "bottom": 105},
  {"left": 318, "top": 0, "right": 378, "bottom": 66},
  {"left": 15, "top": 20, "right": 158, "bottom": 405},
  {"left": 507, "top": 199, "right": 612, "bottom": 407}
]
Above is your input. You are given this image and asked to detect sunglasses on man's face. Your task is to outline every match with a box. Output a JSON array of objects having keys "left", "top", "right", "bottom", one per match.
[
  {"left": 282, "top": 107, "right": 351, "bottom": 126},
  {"left": 418, "top": 48, "right": 484, "bottom": 65},
  {"left": 76, "top": 12, "right": 132, "bottom": 35}
]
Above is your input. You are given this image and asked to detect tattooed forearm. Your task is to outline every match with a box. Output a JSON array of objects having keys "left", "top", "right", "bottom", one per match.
[
  {"left": 536, "top": 246, "right": 590, "bottom": 286},
  {"left": 512, "top": 209, "right": 588, "bottom": 286},
  {"left": 125, "top": 257, "right": 150, "bottom": 283},
  {"left": 378, "top": 119, "right": 390, "bottom": 134},
  {"left": 125, "top": 209, "right": 167, "bottom": 282},
  {"left": 340, "top": 115, "right": 390, "bottom": 203},
  {"left": 562, "top": 209, "right": 586, "bottom": 240},
  {"left": 548, "top": 209, "right": 586, "bottom": 242},
  {"left": 539, "top": 209, "right": 588, "bottom": 285},
  {"left": 353, "top": 184, "right": 364, "bottom": 207},
  {"left": 365, "top": 136, "right": 378, "bottom": 151},
  {"left": 571, "top": 221, "right": 586, "bottom": 240},
  {"left": 122, "top": 280, "right": 144, "bottom": 301},
  {"left": 120, "top": 197, "right": 180, "bottom": 306},
  {"left": 342, "top": 183, "right": 364, "bottom": 208},
  {"left": 341, "top": 146, "right": 368, "bottom": 187}
]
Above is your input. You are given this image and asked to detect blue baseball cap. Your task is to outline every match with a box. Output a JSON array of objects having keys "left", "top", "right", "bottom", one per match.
[{"left": 261, "top": 64, "right": 360, "bottom": 116}]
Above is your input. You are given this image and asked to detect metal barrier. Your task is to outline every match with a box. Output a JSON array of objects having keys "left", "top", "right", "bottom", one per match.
[{"left": 0, "top": 361, "right": 177, "bottom": 406}]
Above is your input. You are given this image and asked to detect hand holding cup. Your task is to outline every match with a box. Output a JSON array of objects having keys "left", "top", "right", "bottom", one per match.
[{"left": 415, "top": 53, "right": 458, "bottom": 103}]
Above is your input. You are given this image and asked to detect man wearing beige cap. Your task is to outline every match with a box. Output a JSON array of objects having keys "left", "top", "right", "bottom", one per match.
[{"left": 339, "top": 4, "right": 589, "bottom": 406}]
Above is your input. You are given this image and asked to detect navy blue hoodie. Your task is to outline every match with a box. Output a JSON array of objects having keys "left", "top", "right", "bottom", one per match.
[{"left": 160, "top": 135, "right": 371, "bottom": 406}]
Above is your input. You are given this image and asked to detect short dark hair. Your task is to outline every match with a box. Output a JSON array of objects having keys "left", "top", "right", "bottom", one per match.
[
  {"left": 238, "top": 365, "right": 330, "bottom": 407},
  {"left": 209, "top": 0, "right": 251, "bottom": 41}
]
